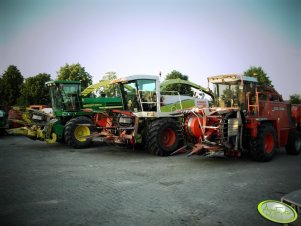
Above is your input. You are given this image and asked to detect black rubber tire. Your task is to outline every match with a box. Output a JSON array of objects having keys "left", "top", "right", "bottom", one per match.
[
  {"left": 251, "top": 124, "right": 276, "bottom": 162},
  {"left": 64, "top": 116, "right": 93, "bottom": 149},
  {"left": 285, "top": 130, "right": 301, "bottom": 155},
  {"left": 146, "top": 118, "right": 183, "bottom": 156}
]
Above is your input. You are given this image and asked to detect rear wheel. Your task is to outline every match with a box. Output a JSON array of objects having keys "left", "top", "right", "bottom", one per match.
[
  {"left": 285, "top": 130, "right": 301, "bottom": 155},
  {"left": 146, "top": 118, "right": 183, "bottom": 156},
  {"left": 64, "top": 116, "right": 93, "bottom": 148},
  {"left": 251, "top": 124, "right": 276, "bottom": 162}
]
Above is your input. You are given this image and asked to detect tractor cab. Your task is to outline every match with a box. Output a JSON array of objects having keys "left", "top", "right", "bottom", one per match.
[
  {"left": 46, "top": 81, "right": 82, "bottom": 115},
  {"left": 208, "top": 74, "right": 258, "bottom": 109},
  {"left": 112, "top": 75, "right": 160, "bottom": 113},
  {"left": 113, "top": 75, "right": 210, "bottom": 114}
]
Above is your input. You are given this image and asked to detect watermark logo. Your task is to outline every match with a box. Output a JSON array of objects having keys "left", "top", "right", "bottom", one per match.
[{"left": 258, "top": 200, "right": 298, "bottom": 224}]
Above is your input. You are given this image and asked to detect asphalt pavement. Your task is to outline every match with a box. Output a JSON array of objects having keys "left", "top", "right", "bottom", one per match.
[{"left": 1, "top": 136, "right": 301, "bottom": 226}]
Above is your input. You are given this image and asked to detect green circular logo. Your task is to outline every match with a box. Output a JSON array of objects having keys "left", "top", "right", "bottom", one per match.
[{"left": 258, "top": 200, "right": 298, "bottom": 224}]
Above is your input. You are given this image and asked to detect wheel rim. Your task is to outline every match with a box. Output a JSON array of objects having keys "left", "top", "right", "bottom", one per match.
[
  {"left": 74, "top": 126, "right": 90, "bottom": 142},
  {"left": 264, "top": 133, "right": 274, "bottom": 153},
  {"left": 161, "top": 128, "right": 176, "bottom": 148}
]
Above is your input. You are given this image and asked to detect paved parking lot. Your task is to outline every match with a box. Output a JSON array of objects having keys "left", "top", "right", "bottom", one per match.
[{"left": 1, "top": 135, "right": 301, "bottom": 226}]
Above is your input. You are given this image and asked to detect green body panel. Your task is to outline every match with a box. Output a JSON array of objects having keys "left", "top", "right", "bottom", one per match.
[
  {"left": 160, "top": 99, "right": 196, "bottom": 112},
  {"left": 53, "top": 110, "right": 93, "bottom": 117},
  {"left": 82, "top": 97, "right": 123, "bottom": 111},
  {"left": 52, "top": 120, "right": 65, "bottom": 141},
  {"left": 160, "top": 78, "right": 214, "bottom": 99}
]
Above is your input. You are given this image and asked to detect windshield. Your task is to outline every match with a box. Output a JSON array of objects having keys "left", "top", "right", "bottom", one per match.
[
  {"left": 213, "top": 82, "right": 241, "bottom": 108},
  {"left": 213, "top": 80, "right": 257, "bottom": 109},
  {"left": 49, "top": 83, "right": 81, "bottom": 111},
  {"left": 121, "top": 79, "right": 157, "bottom": 112}
]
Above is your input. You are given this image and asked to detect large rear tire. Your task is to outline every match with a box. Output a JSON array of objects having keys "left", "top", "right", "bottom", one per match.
[
  {"left": 146, "top": 118, "right": 183, "bottom": 156},
  {"left": 285, "top": 130, "right": 301, "bottom": 155},
  {"left": 64, "top": 116, "right": 93, "bottom": 148},
  {"left": 251, "top": 124, "right": 276, "bottom": 162}
]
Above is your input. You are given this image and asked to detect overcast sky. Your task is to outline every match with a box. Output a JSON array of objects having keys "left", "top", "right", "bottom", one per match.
[{"left": 0, "top": 0, "right": 300, "bottom": 98}]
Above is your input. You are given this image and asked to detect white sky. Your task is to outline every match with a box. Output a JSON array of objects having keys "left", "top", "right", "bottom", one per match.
[{"left": 0, "top": 0, "right": 300, "bottom": 99}]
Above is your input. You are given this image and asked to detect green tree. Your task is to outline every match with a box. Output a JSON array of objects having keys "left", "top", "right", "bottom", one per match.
[
  {"left": 289, "top": 94, "right": 301, "bottom": 104},
  {"left": 243, "top": 66, "right": 273, "bottom": 87},
  {"left": 102, "top": 71, "right": 117, "bottom": 81},
  {"left": 100, "top": 71, "right": 117, "bottom": 97},
  {"left": 18, "top": 73, "right": 51, "bottom": 105},
  {"left": 57, "top": 63, "right": 92, "bottom": 89},
  {"left": 0, "top": 65, "right": 24, "bottom": 106},
  {"left": 162, "top": 70, "right": 193, "bottom": 95}
]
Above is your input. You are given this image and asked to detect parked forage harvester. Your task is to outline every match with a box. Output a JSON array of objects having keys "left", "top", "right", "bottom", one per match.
[
  {"left": 7, "top": 80, "right": 123, "bottom": 147},
  {"left": 172, "top": 74, "right": 301, "bottom": 161},
  {"left": 83, "top": 74, "right": 213, "bottom": 156},
  {"left": 7, "top": 75, "right": 211, "bottom": 156}
]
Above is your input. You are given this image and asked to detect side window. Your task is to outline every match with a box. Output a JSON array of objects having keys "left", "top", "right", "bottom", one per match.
[
  {"left": 124, "top": 82, "right": 139, "bottom": 111},
  {"left": 62, "top": 84, "right": 81, "bottom": 111}
]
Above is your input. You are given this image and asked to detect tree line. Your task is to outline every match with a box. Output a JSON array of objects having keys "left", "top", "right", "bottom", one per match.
[
  {"left": 0, "top": 63, "right": 92, "bottom": 107},
  {"left": 0, "top": 64, "right": 300, "bottom": 107}
]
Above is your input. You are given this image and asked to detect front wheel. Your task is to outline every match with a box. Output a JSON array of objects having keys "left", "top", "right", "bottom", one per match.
[
  {"left": 146, "top": 118, "right": 183, "bottom": 156},
  {"left": 285, "top": 130, "right": 301, "bottom": 155},
  {"left": 251, "top": 124, "right": 276, "bottom": 162},
  {"left": 64, "top": 116, "right": 93, "bottom": 148}
]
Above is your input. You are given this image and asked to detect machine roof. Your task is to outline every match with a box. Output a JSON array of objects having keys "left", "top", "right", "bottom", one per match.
[
  {"left": 111, "top": 75, "right": 159, "bottom": 83},
  {"left": 208, "top": 74, "right": 258, "bottom": 83}
]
